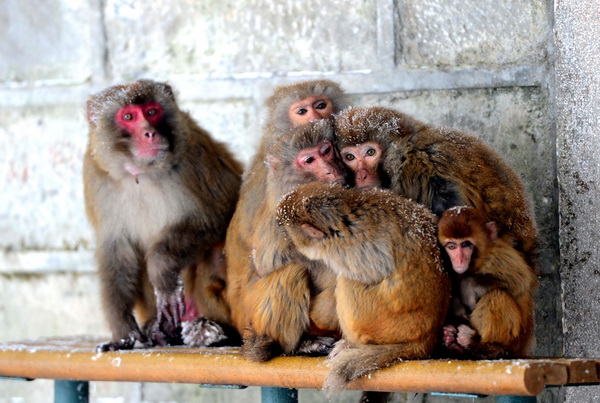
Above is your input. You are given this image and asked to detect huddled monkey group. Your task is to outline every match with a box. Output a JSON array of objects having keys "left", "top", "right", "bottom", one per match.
[{"left": 83, "top": 78, "right": 538, "bottom": 395}]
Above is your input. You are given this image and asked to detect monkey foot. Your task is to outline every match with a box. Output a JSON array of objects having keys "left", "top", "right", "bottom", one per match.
[
  {"left": 181, "top": 317, "right": 227, "bottom": 347},
  {"left": 155, "top": 284, "right": 185, "bottom": 340},
  {"left": 96, "top": 330, "right": 147, "bottom": 352},
  {"left": 296, "top": 336, "right": 337, "bottom": 356},
  {"left": 455, "top": 324, "right": 477, "bottom": 349},
  {"left": 143, "top": 316, "right": 183, "bottom": 347}
]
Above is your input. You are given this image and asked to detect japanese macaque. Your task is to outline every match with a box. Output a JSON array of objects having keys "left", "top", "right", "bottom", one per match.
[
  {"left": 224, "top": 80, "right": 349, "bottom": 357},
  {"left": 84, "top": 79, "right": 242, "bottom": 351},
  {"left": 276, "top": 182, "right": 450, "bottom": 394},
  {"left": 226, "top": 118, "right": 346, "bottom": 361},
  {"left": 438, "top": 206, "right": 538, "bottom": 359},
  {"left": 335, "top": 107, "right": 538, "bottom": 268}
]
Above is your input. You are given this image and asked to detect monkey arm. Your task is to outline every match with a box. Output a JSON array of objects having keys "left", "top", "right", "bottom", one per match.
[
  {"left": 146, "top": 219, "right": 223, "bottom": 345},
  {"left": 469, "top": 288, "right": 523, "bottom": 347},
  {"left": 95, "top": 237, "right": 148, "bottom": 351}
]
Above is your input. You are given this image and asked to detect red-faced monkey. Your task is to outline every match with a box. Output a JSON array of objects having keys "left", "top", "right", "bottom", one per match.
[
  {"left": 438, "top": 206, "right": 538, "bottom": 359},
  {"left": 277, "top": 182, "right": 451, "bottom": 395},
  {"left": 226, "top": 119, "right": 346, "bottom": 361},
  {"left": 334, "top": 107, "right": 538, "bottom": 269},
  {"left": 84, "top": 79, "right": 242, "bottom": 351},
  {"left": 224, "top": 80, "right": 349, "bottom": 358}
]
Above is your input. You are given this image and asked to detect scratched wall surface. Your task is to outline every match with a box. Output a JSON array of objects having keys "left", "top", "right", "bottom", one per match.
[{"left": 1, "top": 0, "right": 597, "bottom": 401}]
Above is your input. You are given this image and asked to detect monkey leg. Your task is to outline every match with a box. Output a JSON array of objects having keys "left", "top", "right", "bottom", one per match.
[
  {"left": 96, "top": 239, "right": 147, "bottom": 352},
  {"left": 242, "top": 264, "right": 311, "bottom": 361},
  {"left": 146, "top": 223, "right": 219, "bottom": 345},
  {"left": 470, "top": 289, "right": 522, "bottom": 346}
]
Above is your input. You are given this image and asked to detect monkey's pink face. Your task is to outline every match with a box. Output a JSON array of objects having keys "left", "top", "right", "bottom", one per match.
[
  {"left": 295, "top": 140, "right": 344, "bottom": 183},
  {"left": 340, "top": 141, "right": 382, "bottom": 189},
  {"left": 288, "top": 96, "right": 334, "bottom": 126},
  {"left": 442, "top": 239, "right": 475, "bottom": 274},
  {"left": 115, "top": 102, "right": 169, "bottom": 158}
]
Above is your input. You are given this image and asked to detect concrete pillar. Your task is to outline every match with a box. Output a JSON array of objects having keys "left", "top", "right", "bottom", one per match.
[{"left": 555, "top": 0, "right": 600, "bottom": 400}]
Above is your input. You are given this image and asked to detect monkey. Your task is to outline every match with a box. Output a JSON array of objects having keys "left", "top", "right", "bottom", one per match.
[
  {"left": 225, "top": 118, "right": 347, "bottom": 362},
  {"left": 334, "top": 106, "right": 538, "bottom": 269},
  {"left": 227, "top": 80, "right": 350, "bottom": 246},
  {"left": 437, "top": 206, "right": 538, "bottom": 359},
  {"left": 223, "top": 80, "right": 350, "bottom": 356},
  {"left": 84, "top": 79, "right": 242, "bottom": 351},
  {"left": 276, "top": 181, "right": 451, "bottom": 395}
]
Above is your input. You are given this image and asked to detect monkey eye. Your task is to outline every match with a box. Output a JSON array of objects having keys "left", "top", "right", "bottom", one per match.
[
  {"left": 297, "top": 108, "right": 308, "bottom": 115},
  {"left": 444, "top": 242, "right": 457, "bottom": 250},
  {"left": 123, "top": 113, "right": 134, "bottom": 121},
  {"left": 366, "top": 148, "right": 377, "bottom": 157},
  {"left": 146, "top": 109, "right": 157, "bottom": 116},
  {"left": 461, "top": 240, "right": 473, "bottom": 249},
  {"left": 315, "top": 101, "right": 327, "bottom": 110},
  {"left": 344, "top": 153, "right": 356, "bottom": 161},
  {"left": 304, "top": 156, "right": 315, "bottom": 164},
  {"left": 322, "top": 146, "right": 331, "bottom": 156}
]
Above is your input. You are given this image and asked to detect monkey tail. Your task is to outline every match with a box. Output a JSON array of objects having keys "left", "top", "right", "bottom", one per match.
[{"left": 323, "top": 342, "right": 428, "bottom": 397}]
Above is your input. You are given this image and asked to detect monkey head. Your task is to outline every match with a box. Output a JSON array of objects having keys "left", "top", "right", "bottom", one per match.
[
  {"left": 86, "top": 79, "right": 181, "bottom": 180},
  {"left": 265, "top": 79, "right": 350, "bottom": 134},
  {"left": 438, "top": 206, "right": 498, "bottom": 274},
  {"left": 265, "top": 118, "right": 346, "bottom": 199},
  {"left": 334, "top": 107, "right": 422, "bottom": 189}
]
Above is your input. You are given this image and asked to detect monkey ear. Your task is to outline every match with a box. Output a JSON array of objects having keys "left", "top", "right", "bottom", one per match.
[
  {"left": 485, "top": 221, "right": 498, "bottom": 241},
  {"left": 265, "top": 155, "right": 281, "bottom": 174},
  {"left": 301, "top": 223, "right": 325, "bottom": 239}
]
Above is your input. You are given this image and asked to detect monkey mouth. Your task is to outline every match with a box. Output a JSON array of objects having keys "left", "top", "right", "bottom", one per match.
[{"left": 138, "top": 145, "right": 170, "bottom": 159}]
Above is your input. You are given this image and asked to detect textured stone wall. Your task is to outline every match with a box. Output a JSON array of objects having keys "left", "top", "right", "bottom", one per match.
[{"left": 1, "top": 0, "right": 594, "bottom": 401}]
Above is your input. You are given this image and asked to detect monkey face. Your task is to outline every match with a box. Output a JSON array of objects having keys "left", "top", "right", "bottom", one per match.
[{"left": 288, "top": 95, "right": 334, "bottom": 126}]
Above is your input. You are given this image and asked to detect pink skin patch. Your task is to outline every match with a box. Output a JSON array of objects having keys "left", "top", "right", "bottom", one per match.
[
  {"left": 340, "top": 141, "right": 382, "bottom": 189},
  {"left": 295, "top": 141, "right": 344, "bottom": 183},
  {"left": 181, "top": 297, "right": 199, "bottom": 322},
  {"left": 115, "top": 102, "right": 167, "bottom": 158}
]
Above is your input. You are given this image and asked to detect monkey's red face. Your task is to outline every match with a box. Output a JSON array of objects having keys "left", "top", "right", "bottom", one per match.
[
  {"left": 295, "top": 141, "right": 344, "bottom": 183},
  {"left": 115, "top": 102, "right": 168, "bottom": 158},
  {"left": 340, "top": 141, "right": 382, "bottom": 189},
  {"left": 442, "top": 238, "right": 475, "bottom": 274},
  {"left": 288, "top": 96, "right": 334, "bottom": 126}
]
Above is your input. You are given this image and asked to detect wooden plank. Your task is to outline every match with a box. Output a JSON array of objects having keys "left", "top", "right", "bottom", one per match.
[{"left": 0, "top": 336, "right": 588, "bottom": 396}]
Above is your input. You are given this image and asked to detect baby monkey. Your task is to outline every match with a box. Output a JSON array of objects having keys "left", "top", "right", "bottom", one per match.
[{"left": 438, "top": 206, "right": 538, "bottom": 359}]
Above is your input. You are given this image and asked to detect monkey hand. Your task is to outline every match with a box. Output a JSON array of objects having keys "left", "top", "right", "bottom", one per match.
[
  {"left": 96, "top": 329, "right": 148, "bottom": 352},
  {"left": 182, "top": 317, "right": 228, "bottom": 347},
  {"left": 147, "top": 281, "right": 185, "bottom": 346},
  {"left": 296, "top": 336, "right": 337, "bottom": 356},
  {"left": 442, "top": 325, "right": 466, "bottom": 354}
]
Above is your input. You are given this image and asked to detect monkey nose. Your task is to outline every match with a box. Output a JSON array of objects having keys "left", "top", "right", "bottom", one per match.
[{"left": 144, "top": 131, "right": 154, "bottom": 139}]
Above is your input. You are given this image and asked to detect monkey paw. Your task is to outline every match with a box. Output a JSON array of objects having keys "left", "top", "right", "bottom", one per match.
[
  {"left": 182, "top": 317, "right": 227, "bottom": 347},
  {"left": 96, "top": 330, "right": 147, "bottom": 352},
  {"left": 155, "top": 284, "right": 185, "bottom": 341},
  {"left": 443, "top": 325, "right": 466, "bottom": 354},
  {"left": 296, "top": 336, "right": 337, "bottom": 356},
  {"left": 456, "top": 324, "right": 477, "bottom": 349}
]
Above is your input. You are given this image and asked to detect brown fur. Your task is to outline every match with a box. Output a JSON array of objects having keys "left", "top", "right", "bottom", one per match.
[
  {"left": 224, "top": 80, "right": 349, "bottom": 359},
  {"left": 226, "top": 119, "right": 345, "bottom": 360},
  {"left": 438, "top": 207, "right": 538, "bottom": 358},
  {"left": 84, "top": 79, "right": 242, "bottom": 351},
  {"left": 334, "top": 107, "right": 538, "bottom": 269},
  {"left": 277, "top": 182, "right": 451, "bottom": 394}
]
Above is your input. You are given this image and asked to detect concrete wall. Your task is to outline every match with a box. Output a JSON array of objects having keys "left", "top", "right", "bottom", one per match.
[{"left": 0, "top": 0, "right": 597, "bottom": 401}]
